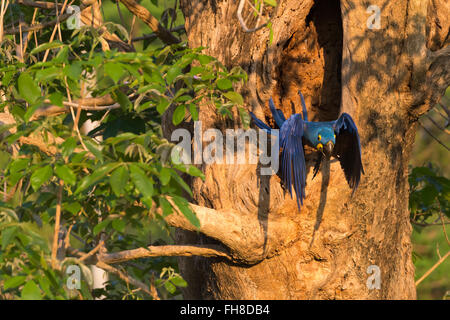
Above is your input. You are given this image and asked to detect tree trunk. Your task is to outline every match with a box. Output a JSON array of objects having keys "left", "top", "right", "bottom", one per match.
[{"left": 164, "top": 0, "right": 449, "bottom": 299}]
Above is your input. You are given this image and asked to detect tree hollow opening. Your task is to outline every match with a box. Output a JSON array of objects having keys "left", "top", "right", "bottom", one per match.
[{"left": 274, "top": 0, "right": 343, "bottom": 122}]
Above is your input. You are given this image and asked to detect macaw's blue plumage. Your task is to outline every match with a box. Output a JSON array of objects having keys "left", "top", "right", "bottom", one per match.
[{"left": 249, "top": 91, "right": 364, "bottom": 211}]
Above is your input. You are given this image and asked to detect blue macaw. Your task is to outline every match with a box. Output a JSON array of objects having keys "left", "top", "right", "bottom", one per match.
[{"left": 250, "top": 91, "right": 364, "bottom": 210}]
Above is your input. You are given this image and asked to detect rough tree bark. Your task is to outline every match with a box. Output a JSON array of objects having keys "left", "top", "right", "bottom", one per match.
[{"left": 161, "top": 0, "right": 449, "bottom": 299}]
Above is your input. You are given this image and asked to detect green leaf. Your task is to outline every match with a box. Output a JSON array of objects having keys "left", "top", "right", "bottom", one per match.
[
  {"left": 172, "top": 105, "right": 186, "bottom": 125},
  {"left": 164, "top": 280, "right": 176, "bottom": 294},
  {"left": 223, "top": 91, "right": 244, "bottom": 105},
  {"left": 93, "top": 219, "right": 110, "bottom": 236},
  {"left": 61, "top": 137, "right": 77, "bottom": 157},
  {"left": 21, "top": 281, "right": 42, "bottom": 300},
  {"left": 113, "top": 90, "right": 132, "bottom": 110},
  {"left": 110, "top": 166, "right": 129, "bottom": 196},
  {"left": 9, "top": 158, "right": 29, "bottom": 185},
  {"left": 18, "top": 73, "right": 41, "bottom": 104},
  {"left": 1, "top": 226, "right": 18, "bottom": 250},
  {"left": 170, "top": 171, "right": 193, "bottom": 197},
  {"left": 55, "top": 165, "right": 76, "bottom": 186},
  {"left": 30, "top": 165, "right": 53, "bottom": 191},
  {"left": 84, "top": 140, "right": 104, "bottom": 163},
  {"left": 187, "top": 165, "right": 205, "bottom": 179},
  {"left": 30, "top": 41, "right": 64, "bottom": 55},
  {"left": 216, "top": 78, "right": 233, "bottom": 90},
  {"left": 0, "top": 150, "right": 11, "bottom": 170},
  {"left": 189, "top": 103, "right": 199, "bottom": 121},
  {"left": 4, "top": 276, "right": 26, "bottom": 290},
  {"left": 264, "top": 0, "right": 277, "bottom": 6},
  {"left": 268, "top": 21, "right": 274, "bottom": 45},
  {"left": 172, "top": 196, "right": 200, "bottom": 229},
  {"left": 49, "top": 92, "right": 64, "bottom": 107},
  {"left": 157, "top": 99, "right": 170, "bottom": 115},
  {"left": 38, "top": 276, "right": 54, "bottom": 299},
  {"left": 159, "top": 197, "right": 173, "bottom": 217},
  {"left": 170, "top": 276, "right": 188, "bottom": 287},
  {"left": 112, "top": 219, "right": 126, "bottom": 233},
  {"left": 63, "top": 62, "right": 82, "bottom": 81},
  {"left": 65, "top": 202, "right": 81, "bottom": 215},
  {"left": 24, "top": 103, "right": 42, "bottom": 122},
  {"left": 239, "top": 107, "right": 251, "bottom": 129},
  {"left": 75, "top": 163, "right": 120, "bottom": 194},
  {"left": 159, "top": 167, "right": 171, "bottom": 186},
  {"left": 54, "top": 46, "right": 69, "bottom": 64},
  {"left": 421, "top": 185, "right": 438, "bottom": 207},
  {"left": 35, "top": 67, "right": 61, "bottom": 82},
  {"left": 104, "top": 62, "right": 125, "bottom": 83},
  {"left": 166, "top": 65, "right": 182, "bottom": 84},
  {"left": 197, "top": 55, "right": 213, "bottom": 65},
  {"left": 130, "top": 164, "right": 154, "bottom": 199}
]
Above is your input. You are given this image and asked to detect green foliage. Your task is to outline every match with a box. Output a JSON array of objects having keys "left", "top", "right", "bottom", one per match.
[
  {"left": 409, "top": 164, "right": 450, "bottom": 300},
  {"left": 409, "top": 165, "right": 449, "bottom": 222},
  {"left": 0, "top": 1, "right": 248, "bottom": 300}
]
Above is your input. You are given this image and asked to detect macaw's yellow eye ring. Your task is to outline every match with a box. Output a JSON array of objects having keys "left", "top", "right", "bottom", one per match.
[
  {"left": 334, "top": 134, "right": 336, "bottom": 139},
  {"left": 318, "top": 134, "right": 321, "bottom": 141}
]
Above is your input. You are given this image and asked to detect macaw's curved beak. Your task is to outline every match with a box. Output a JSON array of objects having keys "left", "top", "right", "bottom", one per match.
[{"left": 323, "top": 141, "right": 334, "bottom": 159}]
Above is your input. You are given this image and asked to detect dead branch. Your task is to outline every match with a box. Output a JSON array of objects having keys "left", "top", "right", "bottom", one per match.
[
  {"left": 118, "top": 0, "right": 180, "bottom": 45},
  {"left": 16, "top": 0, "right": 64, "bottom": 10},
  {"left": 162, "top": 197, "right": 301, "bottom": 264},
  {"left": 131, "top": 25, "right": 185, "bottom": 43},
  {"left": 98, "top": 244, "right": 231, "bottom": 264}
]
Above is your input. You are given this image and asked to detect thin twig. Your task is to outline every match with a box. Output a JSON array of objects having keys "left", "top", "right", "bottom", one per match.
[
  {"left": 424, "top": 114, "right": 450, "bottom": 134},
  {"left": 0, "top": 0, "right": 10, "bottom": 42},
  {"left": 237, "top": 0, "right": 268, "bottom": 33},
  {"left": 79, "top": 239, "right": 106, "bottom": 263},
  {"left": 415, "top": 250, "right": 450, "bottom": 286},
  {"left": 418, "top": 120, "right": 450, "bottom": 151},
  {"left": 96, "top": 261, "right": 160, "bottom": 300},
  {"left": 51, "top": 180, "right": 64, "bottom": 269},
  {"left": 410, "top": 219, "right": 450, "bottom": 227},
  {"left": 4, "top": 9, "right": 76, "bottom": 35},
  {"left": 64, "top": 222, "right": 75, "bottom": 249},
  {"left": 440, "top": 211, "right": 450, "bottom": 246},
  {"left": 22, "top": 7, "right": 38, "bottom": 54},
  {"left": 42, "top": 0, "right": 70, "bottom": 62}
]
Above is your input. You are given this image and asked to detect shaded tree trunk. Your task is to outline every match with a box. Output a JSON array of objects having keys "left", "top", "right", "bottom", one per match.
[{"left": 164, "top": 0, "right": 449, "bottom": 299}]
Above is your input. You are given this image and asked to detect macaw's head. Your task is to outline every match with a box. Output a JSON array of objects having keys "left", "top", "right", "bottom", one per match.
[{"left": 314, "top": 127, "right": 336, "bottom": 158}]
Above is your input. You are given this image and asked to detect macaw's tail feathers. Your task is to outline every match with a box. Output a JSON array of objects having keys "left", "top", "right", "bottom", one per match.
[{"left": 249, "top": 112, "right": 272, "bottom": 133}]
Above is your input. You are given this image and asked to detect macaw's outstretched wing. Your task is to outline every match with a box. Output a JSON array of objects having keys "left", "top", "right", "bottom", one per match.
[
  {"left": 249, "top": 112, "right": 272, "bottom": 133},
  {"left": 333, "top": 113, "right": 364, "bottom": 194},
  {"left": 298, "top": 91, "right": 308, "bottom": 122},
  {"left": 269, "top": 98, "right": 286, "bottom": 127},
  {"left": 250, "top": 97, "right": 287, "bottom": 134},
  {"left": 280, "top": 114, "right": 306, "bottom": 210}
]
